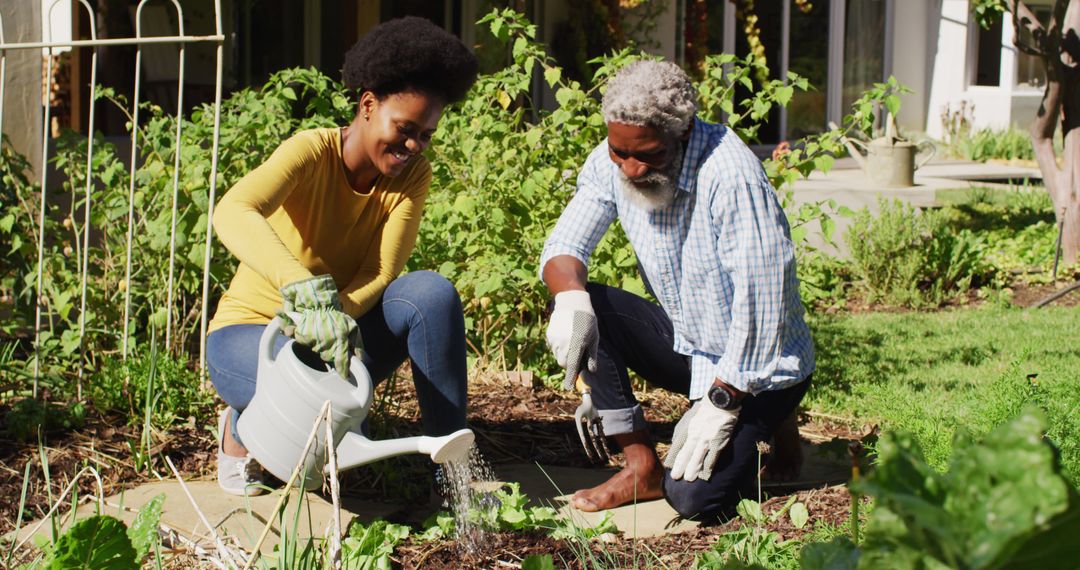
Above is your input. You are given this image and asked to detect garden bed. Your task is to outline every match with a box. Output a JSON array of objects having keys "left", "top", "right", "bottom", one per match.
[{"left": 1, "top": 374, "right": 861, "bottom": 555}]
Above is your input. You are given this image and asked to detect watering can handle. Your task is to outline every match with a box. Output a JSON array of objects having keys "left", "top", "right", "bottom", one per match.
[
  {"left": 261, "top": 316, "right": 374, "bottom": 412},
  {"left": 915, "top": 140, "right": 937, "bottom": 170},
  {"left": 263, "top": 316, "right": 338, "bottom": 371},
  {"left": 349, "top": 352, "right": 374, "bottom": 413},
  {"left": 261, "top": 316, "right": 284, "bottom": 368}
]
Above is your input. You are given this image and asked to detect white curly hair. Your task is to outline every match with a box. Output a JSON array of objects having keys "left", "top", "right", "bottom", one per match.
[{"left": 602, "top": 60, "right": 699, "bottom": 140}]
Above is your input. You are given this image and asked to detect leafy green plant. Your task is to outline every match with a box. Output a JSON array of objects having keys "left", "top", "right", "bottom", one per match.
[
  {"left": 0, "top": 67, "right": 354, "bottom": 396},
  {"left": 339, "top": 519, "right": 411, "bottom": 570},
  {"left": 1, "top": 6, "right": 906, "bottom": 391},
  {"left": 522, "top": 553, "right": 557, "bottom": 570},
  {"left": 418, "top": 481, "right": 616, "bottom": 543},
  {"left": 797, "top": 251, "right": 854, "bottom": 309},
  {"left": 957, "top": 127, "right": 1036, "bottom": 162},
  {"left": 694, "top": 496, "right": 808, "bottom": 570},
  {"left": 87, "top": 340, "right": 211, "bottom": 429},
  {"left": 36, "top": 494, "right": 165, "bottom": 570},
  {"left": 846, "top": 199, "right": 991, "bottom": 307},
  {"left": 801, "top": 409, "right": 1080, "bottom": 569},
  {"left": 2, "top": 398, "right": 86, "bottom": 443}
]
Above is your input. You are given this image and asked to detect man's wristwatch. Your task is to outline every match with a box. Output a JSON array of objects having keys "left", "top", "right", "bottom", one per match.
[{"left": 707, "top": 383, "right": 742, "bottom": 411}]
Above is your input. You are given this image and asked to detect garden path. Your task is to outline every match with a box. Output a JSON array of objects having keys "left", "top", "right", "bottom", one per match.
[{"left": 14, "top": 438, "right": 850, "bottom": 555}]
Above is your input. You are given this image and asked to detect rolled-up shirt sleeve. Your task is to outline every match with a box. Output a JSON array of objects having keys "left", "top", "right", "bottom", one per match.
[
  {"left": 539, "top": 151, "right": 618, "bottom": 281},
  {"left": 709, "top": 173, "right": 800, "bottom": 395}
]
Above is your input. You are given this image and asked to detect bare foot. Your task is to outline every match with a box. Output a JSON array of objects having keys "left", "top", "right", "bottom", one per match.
[
  {"left": 571, "top": 431, "right": 664, "bottom": 512},
  {"left": 761, "top": 411, "right": 803, "bottom": 482}
]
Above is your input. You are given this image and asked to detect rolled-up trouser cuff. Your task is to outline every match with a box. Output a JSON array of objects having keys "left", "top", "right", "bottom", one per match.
[{"left": 596, "top": 404, "right": 649, "bottom": 436}]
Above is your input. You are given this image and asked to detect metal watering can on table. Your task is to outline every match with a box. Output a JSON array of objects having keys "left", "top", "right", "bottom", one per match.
[
  {"left": 835, "top": 116, "right": 937, "bottom": 188},
  {"left": 237, "top": 317, "right": 475, "bottom": 491}
]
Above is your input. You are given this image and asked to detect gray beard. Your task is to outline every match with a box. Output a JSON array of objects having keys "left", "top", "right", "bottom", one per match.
[{"left": 616, "top": 145, "right": 683, "bottom": 212}]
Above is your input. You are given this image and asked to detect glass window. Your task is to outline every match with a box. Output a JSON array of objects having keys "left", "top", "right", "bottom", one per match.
[
  {"left": 974, "top": 16, "right": 1002, "bottom": 86},
  {"left": 842, "top": 0, "right": 886, "bottom": 114},
  {"left": 734, "top": 0, "right": 784, "bottom": 143},
  {"left": 787, "top": 0, "right": 830, "bottom": 139},
  {"left": 1014, "top": 2, "right": 1053, "bottom": 89}
]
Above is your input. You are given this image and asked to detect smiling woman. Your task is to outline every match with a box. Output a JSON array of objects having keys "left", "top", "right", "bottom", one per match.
[{"left": 203, "top": 17, "right": 478, "bottom": 497}]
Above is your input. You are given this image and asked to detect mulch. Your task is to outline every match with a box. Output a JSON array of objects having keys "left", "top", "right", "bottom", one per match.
[
  {"left": 1008, "top": 279, "right": 1080, "bottom": 308},
  {"left": 0, "top": 408, "right": 215, "bottom": 537},
  {"left": 392, "top": 485, "right": 858, "bottom": 569},
  {"left": 1, "top": 370, "right": 861, "bottom": 566}
]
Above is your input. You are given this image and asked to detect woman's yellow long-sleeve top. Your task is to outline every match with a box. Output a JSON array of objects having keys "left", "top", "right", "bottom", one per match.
[{"left": 208, "top": 128, "right": 430, "bottom": 333}]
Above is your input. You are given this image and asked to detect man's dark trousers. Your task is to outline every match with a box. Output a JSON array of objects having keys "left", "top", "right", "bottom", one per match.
[{"left": 583, "top": 282, "right": 811, "bottom": 522}]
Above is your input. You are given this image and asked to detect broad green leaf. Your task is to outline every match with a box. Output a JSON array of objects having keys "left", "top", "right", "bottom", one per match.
[
  {"left": 791, "top": 226, "right": 808, "bottom": 245},
  {"left": 127, "top": 494, "right": 164, "bottom": 561},
  {"left": 489, "top": 18, "right": 504, "bottom": 40},
  {"left": 799, "top": 536, "right": 859, "bottom": 570},
  {"left": 775, "top": 85, "right": 794, "bottom": 106},
  {"left": 736, "top": 499, "right": 764, "bottom": 525},
  {"left": 501, "top": 508, "right": 527, "bottom": 525},
  {"left": 814, "top": 154, "right": 835, "bottom": 173},
  {"left": 789, "top": 502, "right": 809, "bottom": 529},
  {"left": 525, "top": 127, "right": 542, "bottom": 148},
  {"left": 543, "top": 67, "right": 561, "bottom": 87},
  {"left": 46, "top": 515, "right": 138, "bottom": 570},
  {"left": 885, "top": 94, "right": 901, "bottom": 118},
  {"left": 555, "top": 87, "right": 577, "bottom": 107},
  {"left": 522, "top": 554, "right": 556, "bottom": 570},
  {"left": 821, "top": 217, "right": 836, "bottom": 242},
  {"left": 512, "top": 37, "right": 528, "bottom": 59},
  {"left": 437, "top": 261, "right": 456, "bottom": 277}
]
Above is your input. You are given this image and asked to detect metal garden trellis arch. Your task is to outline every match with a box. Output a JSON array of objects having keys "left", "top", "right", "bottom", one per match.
[{"left": 0, "top": 0, "right": 227, "bottom": 397}]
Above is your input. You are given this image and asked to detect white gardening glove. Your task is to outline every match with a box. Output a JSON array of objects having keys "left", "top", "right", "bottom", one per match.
[
  {"left": 545, "top": 290, "right": 599, "bottom": 390},
  {"left": 664, "top": 399, "right": 740, "bottom": 482}
]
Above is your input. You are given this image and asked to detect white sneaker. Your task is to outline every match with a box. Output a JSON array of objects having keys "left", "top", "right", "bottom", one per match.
[{"left": 217, "top": 407, "right": 265, "bottom": 496}]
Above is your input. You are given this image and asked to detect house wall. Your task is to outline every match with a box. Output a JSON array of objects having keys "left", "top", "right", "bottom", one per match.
[
  {"left": 2, "top": 1, "right": 44, "bottom": 175},
  {"left": 925, "top": 0, "right": 971, "bottom": 138},
  {"left": 888, "top": 0, "right": 933, "bottom": 133},
  {"left": 923, "top": 0, "right": 1045, "bottom": 138}
]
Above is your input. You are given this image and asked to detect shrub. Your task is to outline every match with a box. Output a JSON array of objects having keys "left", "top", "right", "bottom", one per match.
[
  {"left": 2, "top": 8, "right": 900, "bottom": 389},
  {"left": 957, "top": 127, "right": 1035, "bottom": 162},
  {"left": 0, "top": 68, "right": 353, "bottom": 393},
  {"left": 88, "top": 341, "right": 213, "bottom": 428},
  {"left": 845, "top": 199, "right": 991, "bottom": 307}
]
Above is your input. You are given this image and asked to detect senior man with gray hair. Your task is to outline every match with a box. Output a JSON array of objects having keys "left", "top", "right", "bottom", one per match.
[{"left": 540, "top": 59, "right": 814, "bottom": 520}]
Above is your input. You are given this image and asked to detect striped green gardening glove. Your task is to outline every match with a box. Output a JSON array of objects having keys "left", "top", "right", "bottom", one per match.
[{"left": 278, "top": 275, "right": 360, "bottom": 378}]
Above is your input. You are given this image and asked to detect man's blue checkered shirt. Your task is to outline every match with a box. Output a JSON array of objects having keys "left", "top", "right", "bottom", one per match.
[{"left": 540, "top": 118, "right": 814, "bottom": 400}]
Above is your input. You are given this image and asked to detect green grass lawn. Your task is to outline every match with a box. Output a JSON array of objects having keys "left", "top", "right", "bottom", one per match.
[{"left": 807, "top": 305, "right": 1080, "bottom": 481}]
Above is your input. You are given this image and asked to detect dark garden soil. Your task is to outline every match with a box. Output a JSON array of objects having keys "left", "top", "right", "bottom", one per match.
[
  {"left": 394, "top": 485, "right": 857, "bottom": 569},
  {"left": 1, "top": 372, "right": 863, "bottom": 565},
  {"left": 0, "top": 407, "right": 216, "bottom": 537},
  {"left": 1008, "top": 279, "right": 1080, "bottom": 308}
]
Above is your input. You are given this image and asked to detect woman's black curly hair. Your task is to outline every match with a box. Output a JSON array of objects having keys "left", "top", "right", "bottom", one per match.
[{"left": 343, "top": 16, "right": 479, "bottom": 104}]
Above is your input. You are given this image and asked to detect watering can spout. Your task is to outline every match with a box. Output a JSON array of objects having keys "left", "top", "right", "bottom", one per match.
[{"left": 332, "top": 428, "right": 475, "bottom": 473}]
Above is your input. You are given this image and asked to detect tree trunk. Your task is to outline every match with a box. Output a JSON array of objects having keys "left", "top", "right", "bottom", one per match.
[{"left": 1027, "top": 0, "right": 1080, "bottom": 264}]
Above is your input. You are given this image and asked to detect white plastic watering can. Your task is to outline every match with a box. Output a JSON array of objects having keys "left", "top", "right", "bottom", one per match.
[{"left": 236, "top": 317, "right": 475, "bottom": 491}]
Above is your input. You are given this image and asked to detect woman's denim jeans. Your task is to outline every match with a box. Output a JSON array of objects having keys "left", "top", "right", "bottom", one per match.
[{"left": 207, "top": 271, "right": 468, "bottom": 445}]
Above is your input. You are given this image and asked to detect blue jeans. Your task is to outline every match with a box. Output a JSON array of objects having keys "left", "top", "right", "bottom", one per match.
[
  {"left": 207, "top": 271, "right": 468, "bottom": 444},
  {"left": 583, "top": 283, "right": 811, "bottom": 522}
]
